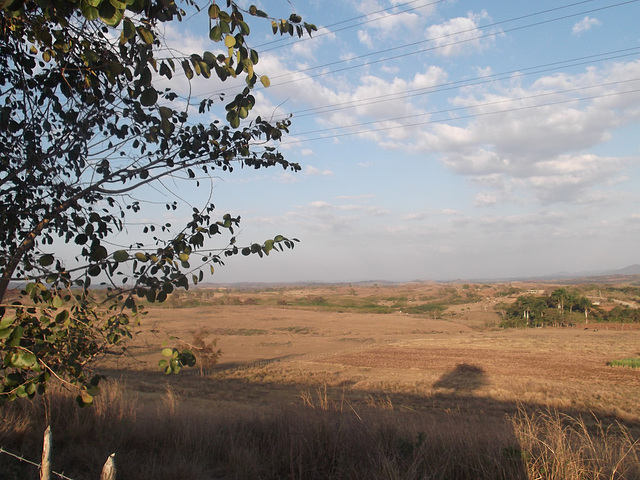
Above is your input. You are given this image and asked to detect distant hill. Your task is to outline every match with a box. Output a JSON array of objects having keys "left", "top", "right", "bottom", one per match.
[
  {"left": 612, "top": 264, "right": 640, "bottom": 275},
  {"left": 518, "top": 264, "right": 640, "bottom": 284}
]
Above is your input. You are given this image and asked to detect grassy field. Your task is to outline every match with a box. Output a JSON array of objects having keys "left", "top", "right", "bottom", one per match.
[{"left": 1, "top": 282, "right": 639, "bottom": 479}]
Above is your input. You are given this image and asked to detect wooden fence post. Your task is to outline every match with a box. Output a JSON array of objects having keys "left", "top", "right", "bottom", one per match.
[
  {"left": 40, "top": 425, "right": 51, "bottom": 480},
  {"left": 100, "top": 453, "right": 116, "bottom": 480}
]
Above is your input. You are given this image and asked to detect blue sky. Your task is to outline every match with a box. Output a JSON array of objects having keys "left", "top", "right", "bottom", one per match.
[{"left": 134, "top": 0, "right": 640, "bottom": 283}]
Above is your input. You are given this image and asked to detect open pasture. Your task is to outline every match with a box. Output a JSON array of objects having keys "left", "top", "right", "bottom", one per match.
[
  {"left": 114, "top": 283, "right": 640, "bottom": 425},
  {"left": 3, "top": 282, "right": 640, "bottom": 479}
]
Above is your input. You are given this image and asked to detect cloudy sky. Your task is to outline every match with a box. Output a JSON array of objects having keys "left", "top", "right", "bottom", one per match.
[{"left": 143, "top": 0, "right": 640, "bottom": 283}]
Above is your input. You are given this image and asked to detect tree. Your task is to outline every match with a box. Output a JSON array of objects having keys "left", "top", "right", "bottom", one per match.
[
  {"left": 0, "top": 0, "right": 315, "bottom": 405},
  {"left": 550, "top": 288, "right": 566, "bottom": 314},
  {"left": 507, "top": 296, "right": 547, "bottom": 327},
  {"left": 576, "top": 296, "right": 593, "bottom": 324}
]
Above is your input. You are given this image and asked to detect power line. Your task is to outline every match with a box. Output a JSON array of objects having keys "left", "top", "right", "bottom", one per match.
[
  {"left": 269, "top": 0, "right": 603, "bottom": 79},
  {"left": 267, "top": 0, "right": 640, "bottom": 89},
  {"left": 284, "top": 47, "right": 640, "bottom": 120},
  {"left": 281, "top": 79, "right": 640, "bottom": 145},
  {"left": 253, "top": 0, "right": 448, "bottom": 52},
  {"left": 197, "top": 0, "right": 638, "bottom": 100}
]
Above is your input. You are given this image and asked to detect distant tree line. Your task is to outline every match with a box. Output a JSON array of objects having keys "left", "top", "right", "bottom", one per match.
[{"left": 497, "top": 288, "right": 640, "bottom": 328}]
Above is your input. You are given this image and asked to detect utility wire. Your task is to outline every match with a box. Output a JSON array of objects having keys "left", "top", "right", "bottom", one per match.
[
  {"left": 254, "top": 0, "right": 449, "bottom": 52},
  {"left": 284, "top": 47, "right": 640, "bottom": 120},
  {"left": 281, "top": 79, "right": 640, "bottom": 144},
  {"left": 196, "top": 0, "right": 638, "bottom": 100},
  {"left": 268, "top": 0, "right": 640, "bottom": 88}
]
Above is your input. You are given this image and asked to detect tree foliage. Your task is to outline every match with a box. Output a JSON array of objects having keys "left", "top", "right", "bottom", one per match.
[
  {"left": 499, "top": 289, "right": 598, "bottom": 328},
  {"left": 0, "top": 0, "right": 315, "bottom": 404}
]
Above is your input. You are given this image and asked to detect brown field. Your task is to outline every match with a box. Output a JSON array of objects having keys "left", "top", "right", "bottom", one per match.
[
  {"left": 98, "top": 282, "right": 640, "bottom": 430},
  {"left": 2, "top": 282, "right": 640, "bottom": 479}
]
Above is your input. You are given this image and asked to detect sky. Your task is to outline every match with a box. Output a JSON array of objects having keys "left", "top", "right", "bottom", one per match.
[{"left": 129, "top": 0, "right": 640, "bottom": 284}]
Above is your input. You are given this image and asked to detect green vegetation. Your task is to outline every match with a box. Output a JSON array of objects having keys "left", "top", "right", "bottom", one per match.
[
  {"left": 499, "top": 286, "right": 640, "bottom": 328},
  {"left": 276, "top": 326, "right": 315, "bottom": 334},
  {"left": 402, "top": 303, "right": 448, "bottom": 316},
  {"left": 607, "top": 358, "right": 640, "bottom": 369},
  {"left": 214, "top": 328, "right": 268, "bottom": 336},
  {"left": 499, "top": 288, "right": 597, "bottom": 328},
  {"left": 0, "top": 0, "right": 314, "bottom": 404}
]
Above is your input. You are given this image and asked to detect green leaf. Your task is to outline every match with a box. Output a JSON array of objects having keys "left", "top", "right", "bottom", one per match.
[
  {"left": 75, "top": 233, "right": 88, "bottom": 245},
  {"left": 98, "top": 0, "right": 123, "bottom": 26},
  {"left": 208, "top": 3, "right": 220, "bottom": 19},
  {"left": 182, "top": 60, "right": 194, "bottom": 80},
  {"left": 122, "top": 17, "right": 136, "bottom": 40},
  {"left": 0, "top": 316, "right": 15, "bottom": 329},
  {"left": 146, "top": 289, "right": 157, "bottom": 303},
  {"left": 55, "top": 309, "right": 70, "bottom": 324},
  {"left": 137, "top": 26, "right": 154, "bottom": 45},
  {"left": 90, "top": 244, "right": 108, "bottom": 261},
  {"left": 0, "top": 328, "right": 13, "bottom": 340},
  {"left": 80, "top": 1, "right": 99, "bottom": 20},
  {"left": 209, "top": 25, "right": 222, "bottom": 42},
  {"left": 260, "top": 75, "right": 270, "bottom": 88},
  {"left": 140, "top": 88, "right": 158, "bottom": 106},
  {"left": 239, "top": 21, "right": 250, "bottom": 35},
  {"left": 76, "top": 390, "right": 94, "bottom": 407},
  {"left": 39, "top": 254, "right": 55, "bottom": 267},
  {"left": 226, "top": 111, "right": 240, "bottom": 128},
  {"left": 158, "top": 106, "right": 172, "bottom": 119},
  {"left": 8, "top": 351, "right": 38, "bottom": 368},
  {"left": 224, "top": 35, "right": 236, "bottom": 48},
  {"left": 7, "top": 325, "right": 23, "bottom": 347},
  {"left": 109, "top": 0, "right": 127, "bottom": 10},
  {"left": 135, "top": 252, "right": 147, "bottom": 262},
  {"left": 113, "top": 250, "right": 129, "bottom": 262}
]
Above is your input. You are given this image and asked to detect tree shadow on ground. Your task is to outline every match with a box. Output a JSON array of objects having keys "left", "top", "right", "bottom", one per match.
[{"left": 432, "top": 363, "right": 487, "bottom": 393}]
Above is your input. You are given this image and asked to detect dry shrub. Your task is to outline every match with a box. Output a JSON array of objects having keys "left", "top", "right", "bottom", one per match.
[
  {"left": 512, "top": 406, "right": 640, "bottom": 480},
  {"left": 182, "top": 327, "right": 221, "bottom": 376}
]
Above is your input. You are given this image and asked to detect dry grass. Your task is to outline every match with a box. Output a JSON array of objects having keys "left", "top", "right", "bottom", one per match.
[
  {"left": 2, "top": 282, "right": 640, "bottom": 478},
  {"left": 513, "top": 407, "right": 640, "bottom": 479},
  {"left": 0, "top": 380, "right": 528, "bottom": 480},
  {"left": 1, "top": 380, "right": 639, "bottom": 479}
]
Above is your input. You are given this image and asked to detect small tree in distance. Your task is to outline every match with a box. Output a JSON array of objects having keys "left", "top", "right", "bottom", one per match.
[{"left": 0, "top": 0, "right": 315, "bottom": 405}]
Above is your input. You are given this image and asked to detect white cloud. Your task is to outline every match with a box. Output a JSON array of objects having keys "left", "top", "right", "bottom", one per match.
[
  {"left": 424, "top": 10, "right": 496, "bottom": 57},
  {"left": 358, "top": 30, "right": 374, "bottom": 49},
  {"left": 354, "top": 0, "right": 433, "bottom": 38},
  {"left": 306, "top": 66, "right": 447, "bottom": 145},
  {"left": 409, "top": 60, "right": 640, "bottom": 205},
  {"left": 572, "top": 16, "right": 601, "bottom": 35},
  {"left": 275, "top": 173, "right": 299, "bottom": 184},
  {"left": 474, "top": 192, "right": 498, "bottom": 207},
  {"left": 305, "top": 165, "right": 334, "bottom": 176}
]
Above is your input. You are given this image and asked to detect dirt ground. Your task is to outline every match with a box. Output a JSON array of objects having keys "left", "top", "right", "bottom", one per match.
[{"left": 105, "top": 284, "right": 640, "bottom": 426}]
